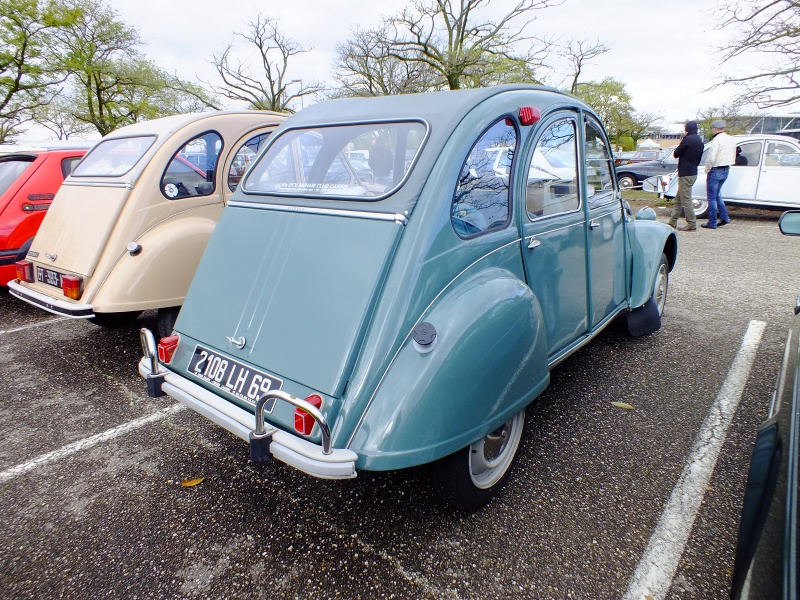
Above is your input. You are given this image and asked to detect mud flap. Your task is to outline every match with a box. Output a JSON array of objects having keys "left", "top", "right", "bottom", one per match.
[{"left": 626, "top": 297, "right": 661, "bottom": 337}]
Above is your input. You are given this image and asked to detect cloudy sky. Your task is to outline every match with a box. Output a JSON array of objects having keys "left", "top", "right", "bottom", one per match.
[{"left": 22, "top": 0, "right": 779, "bottom": 140}]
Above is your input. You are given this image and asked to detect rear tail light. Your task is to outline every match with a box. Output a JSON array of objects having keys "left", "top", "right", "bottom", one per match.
[
  {"left": 294, "top": 394, "right": 323, "bottom": 436},
  {"left": 61, "top": 275, "right": 83, "bottom": 300},
  {"left": 15, "top": 260, "right": 34, "bottom": 283},
  {"left": 157, "top": 335, "right": 180, "bottom": 363}
]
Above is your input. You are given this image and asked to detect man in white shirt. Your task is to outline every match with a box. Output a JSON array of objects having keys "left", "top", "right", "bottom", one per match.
[{"left": 701, "top": 119, "right": 737, "bottom": 229}]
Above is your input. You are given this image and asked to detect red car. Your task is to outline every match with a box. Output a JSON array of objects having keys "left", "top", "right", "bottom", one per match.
[{"left": 0, "top": 147, "right": 88, "bottom": 285}]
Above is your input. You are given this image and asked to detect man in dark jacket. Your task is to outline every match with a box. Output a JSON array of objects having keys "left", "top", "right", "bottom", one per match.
[{"left": 668, "top": 120, "right": 704, "bottom": 231}]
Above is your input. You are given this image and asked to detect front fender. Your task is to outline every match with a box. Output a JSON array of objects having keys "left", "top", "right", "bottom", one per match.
[
  {"left": 92, "top": 215, "right": 217, "bottom": 312},
  {"left": 349, "top": 267, "right": 549, "bottom": 471},
  {"left": 629, "top": 219, "right": 677, "bottom": 309}
]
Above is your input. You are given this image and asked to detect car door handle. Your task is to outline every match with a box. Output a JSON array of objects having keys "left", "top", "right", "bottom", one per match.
[
  {"left": 527, "top": 236, "right": 541, "bottom": 249},
  {"left": 589, "top": 219, "right": 600, "bottom": 230}
]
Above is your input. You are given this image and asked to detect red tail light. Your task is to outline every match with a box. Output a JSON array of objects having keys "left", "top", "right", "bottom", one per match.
[
  {"left": 519, "top": 106, "right": 541, "bottom": 126},
  {"left": 61, "top": 275, "right": 83, "bottom": 300},
  {"left": 294, "top": 394, "right": 323, "bottom": 436},
  {"left": 15, "top": 260, "right": 34, "bottom": 283},
  {"left": 157, "top": 335, "right": 180, "bottom": 363}
]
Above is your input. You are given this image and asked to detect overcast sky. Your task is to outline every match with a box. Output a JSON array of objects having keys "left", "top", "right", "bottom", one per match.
[{"left": 21, "top": 0, "right": 782, "bottom": 141}]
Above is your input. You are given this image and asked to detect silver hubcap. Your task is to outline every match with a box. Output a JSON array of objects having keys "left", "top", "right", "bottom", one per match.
[
  {"left": 654, "top": 262, "right": 668, "bottom": 316},
  {"left": 692, "top": 198, "right": 708, "bottom": 216},
  {"left": 469, "top": 409, "right": 525, "bottom": 489}
]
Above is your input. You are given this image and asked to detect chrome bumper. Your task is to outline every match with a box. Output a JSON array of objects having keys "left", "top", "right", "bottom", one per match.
[
  {"left": 8, "top": 280, "right": 94, "bottom": 318},
  {"left": 137, "top": 331, "right": 357, "bottom": 480}
]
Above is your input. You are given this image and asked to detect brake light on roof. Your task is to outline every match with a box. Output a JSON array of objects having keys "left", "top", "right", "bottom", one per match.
[
  {"left": 61, "top": 275, "right": 83, "bottom": 300},
  {"left": 294, "top": 394, "right": 323, "bottom": 436},
  {"left": 15, "top": 260, "right": 33, "bottom": 283},
  {"left": 519, "top": 106, "right": 541, "bottom": 126},
  {"left": 157, "top": 335, "right": 180, "bottom": 363}
]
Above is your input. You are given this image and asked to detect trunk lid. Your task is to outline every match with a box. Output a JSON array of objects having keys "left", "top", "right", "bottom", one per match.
[
  {"left": 176, "top": 204, "right": 403, "bottom": 398},
  {"left": 28, "top": 182, "right": 130, "bottom": 277}
]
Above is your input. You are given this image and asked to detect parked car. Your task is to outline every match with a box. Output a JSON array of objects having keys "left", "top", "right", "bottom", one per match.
[
  {"left": 730, "top": 210, "right": 800, "bottom": 599},
  {"left": 9, "top": 111, "right": 285, "bottom": 336},
  {"left": 137, "top": 85, "right": 677, "bottom": 510},
  {"left": 615, "top": 154, "right": 678, "bottom": 189},
  {"left": 0, "top": 146, "right": 88, "bottom": 286},
  {"left": 614, "top": 149, "right": 666, "bottom": 166},
  {"left": 654, "top": 134, "right": 800, "bottom": 217}
]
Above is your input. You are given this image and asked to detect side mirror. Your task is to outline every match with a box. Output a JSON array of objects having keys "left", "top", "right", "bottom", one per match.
[{"left": 779, "top": 210, "right": 800, "bottom": 236}]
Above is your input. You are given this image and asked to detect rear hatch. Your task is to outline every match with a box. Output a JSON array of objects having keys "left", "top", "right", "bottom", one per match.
[
  {"left": 28, "top": 182, "right": 130, "bottom": 277},
  {"left": 175, "top": 204, "right": 402, "bottom": 398}
]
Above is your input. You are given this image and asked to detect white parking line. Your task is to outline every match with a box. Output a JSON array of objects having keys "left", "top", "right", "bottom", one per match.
[
  {"left": 623, "top": 319, "right": 767, "bottom": 600},
  {"left": 0, "top": 317, "right": 71, "bottom": 336},
  {"left": 0, "top": 404, "right": 185, "bottom": 484}
]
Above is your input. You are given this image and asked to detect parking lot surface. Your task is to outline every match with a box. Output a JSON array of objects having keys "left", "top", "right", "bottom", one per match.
[{"left": 1, "top": 207, "right": 797, "bottom": 599}]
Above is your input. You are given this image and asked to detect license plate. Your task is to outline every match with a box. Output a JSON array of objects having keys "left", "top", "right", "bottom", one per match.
[
  {"left": 187, "top": 344, "right": 283, "bottom": 408},
  {"left": 36, "top": 266, "right": 61, "bottom": 288}
]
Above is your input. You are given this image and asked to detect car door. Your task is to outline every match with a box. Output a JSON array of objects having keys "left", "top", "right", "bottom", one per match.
[
  {"left": 756, "top": 138, "right": 800, "bottom": 206},
  {"left": 520, "top": 113, "right": 588, "bottom": 358},
  {"left": 721, "top": 140, "right": 762, "bottom": 202},
  {"left": 584, "top": 117, "right": 628, "bottom": 327}
]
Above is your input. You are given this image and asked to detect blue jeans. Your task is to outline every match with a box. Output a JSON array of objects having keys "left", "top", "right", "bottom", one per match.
[{"left": 706, "top": 167, "right": 730, "bottom": 227}]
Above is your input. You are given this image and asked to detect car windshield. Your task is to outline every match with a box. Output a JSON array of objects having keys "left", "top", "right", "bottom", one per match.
[
  {"left": 0, "top": 157, "right": 35, "bottom": 196},
  {"left": 72, "top": 136, "right": 156, "bottom": 177},
  {"left": 243, "top": 121, "right": 427, "bottom": 200}
]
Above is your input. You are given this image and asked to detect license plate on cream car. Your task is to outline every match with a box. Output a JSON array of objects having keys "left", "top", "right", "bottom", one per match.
[
  {"left": 187, "top": 344, "right": 283, "bottom": 408},
  {"left": 36, "top": 266, "right": 61, "bottom": 288}
]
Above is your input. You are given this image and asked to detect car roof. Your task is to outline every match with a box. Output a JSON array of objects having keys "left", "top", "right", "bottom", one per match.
[
  {"left": 244, "top": 85, "right": 592, "bottom": 216},
  {"left": 105, "top": 110, "right": 287, "bottom": 140}
]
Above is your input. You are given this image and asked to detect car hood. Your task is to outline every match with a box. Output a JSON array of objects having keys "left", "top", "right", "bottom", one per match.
[{"left": 174, "top": 204, "right": 403, "bottom": 398}]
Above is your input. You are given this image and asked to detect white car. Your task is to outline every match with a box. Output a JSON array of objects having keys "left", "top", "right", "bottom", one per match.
[{"left": 647, "top": 134, "right": 800, "bottom": 217}]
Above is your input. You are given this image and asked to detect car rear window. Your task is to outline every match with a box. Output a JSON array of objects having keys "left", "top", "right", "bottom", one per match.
[
  {"left": 72, "top": 135, "right": 156, "bottom": 177},
  {"left": 242, "top": 121, "right": 427, "bottom": 200},
  {"left": 0, "top": 157, "right": 35, "bottom": 196}
]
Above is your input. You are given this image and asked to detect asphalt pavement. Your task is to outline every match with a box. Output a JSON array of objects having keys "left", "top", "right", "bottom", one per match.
[{"left": 0, "top": 206, "right": 797, "bottom": 600}]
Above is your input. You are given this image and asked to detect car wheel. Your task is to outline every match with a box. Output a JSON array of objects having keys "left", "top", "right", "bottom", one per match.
[
  {"left": 653, "top": 253, "right": 669, "bottom": 317},
  {"left": 429, "top": 407, "right": 526, "bottom": 511},
  {"left": 90, "top": 311, "right": 143, "bottom": 328},
  {"left": 692, "top": 197, "right": 709, "bottom": 218},
  {"left": 156, "top": 306, "right": 181, "bottom": 338},
  {"left": 618, "top": 175, "right": 637, "bottom": 189}
]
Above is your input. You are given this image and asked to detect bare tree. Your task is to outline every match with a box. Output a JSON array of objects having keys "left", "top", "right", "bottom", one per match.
[
  {"left": 385, "top": 0, "right": 560, "bottom": 90},
  {"left": 560, "top": 38, "right": 610, "bottom": 94},
  {"left": 695, "top": 100, "right": 749, "bottom": 137},
  {"left": 332, "top": 25, "right": 441, "bottom": 97},
  {"left": 717, "top": 0, "right": 800, "bottom": 107},
  {"left": 208, "top": 15, "right": 324, "bottom": 112}
]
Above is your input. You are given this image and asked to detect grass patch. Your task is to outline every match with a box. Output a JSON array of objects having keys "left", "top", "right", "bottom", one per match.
[{"left": 622, "top": 189, "right": 671, "bottom": 206}]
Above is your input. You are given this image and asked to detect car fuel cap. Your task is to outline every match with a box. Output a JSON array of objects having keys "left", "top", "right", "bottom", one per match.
[{"left": 412, "top": 322, "right": 436, "bottom": 346}]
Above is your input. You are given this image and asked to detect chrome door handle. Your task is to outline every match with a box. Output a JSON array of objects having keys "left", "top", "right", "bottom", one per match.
[
  {"left": 528, "top": 237, "right": 541, "bottom": 249},
  {"left": 589, "top": 219, "right": 600, "bottom": 230}
]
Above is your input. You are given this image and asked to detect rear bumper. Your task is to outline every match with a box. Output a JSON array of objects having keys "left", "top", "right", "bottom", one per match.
[
  {"left": 7, "top": 280, "right": 94, "bottom": 317},
  {"left": 137, "top": 356, "right": 357, "bottom": 480}
]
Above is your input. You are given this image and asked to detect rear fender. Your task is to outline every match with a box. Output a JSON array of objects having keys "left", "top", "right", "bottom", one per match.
[
  {"left": 629, "top": 220, "right": 677, "bottom": 309},
  {"left": 92, "top": 215, "right": 216, "bottom": 312},
  {"left": 348, "top": 267, "right": 549, "bottom": 471}
]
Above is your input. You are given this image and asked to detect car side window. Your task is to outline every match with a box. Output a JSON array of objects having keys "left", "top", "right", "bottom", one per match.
[
  {"left": 60, "top": 156, "right": 83, "bottom": 179},
  {"left": 161, "top": 131, "right": 222, "bottom": 200},
  {"left": 765, "top": 141, "right": 800, "bottom": 167},
  {"left": 584, "top": 119, "right": 615, "bottom": 206},
  {"left": 451, "top": 118, "right": 517, "bottom": 238},
  {"left": 227, "top": 132, "right": 271, "bottom": 191},
  {"left": 736, "top": 142, "right": 761, "bottom": 167},
  {"left": 525, "top": 118, "right": 579, "bottom": 219}
]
